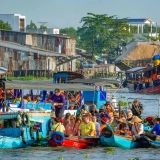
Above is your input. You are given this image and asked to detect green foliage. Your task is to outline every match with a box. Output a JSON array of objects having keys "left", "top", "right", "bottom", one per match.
[
  {"left": 0, "top": 20, "right": 12, "bottom": 30},
  {"left": 7, "top": 75, "right": 51, "bottom": 81},
  {"left": 118, "top": 101, "right": 128, "bottom": 107},
  {"left": 26, "top": 20, "right": 37, "bottom": 30},
  {"left": 60, "top": 27, "right": 77, "bottom": 38},
  {"left": 105, "top": 147, "right": 115, "bottom": 154},
  {"left": 57, "top": 156, "right": 64, "bottom": 160},
  {"left": 40, "top": 25, "right": 47, "bottom": 29},
  {"left": 77, "top": 13, "right": 133, "bottom": 58},
  {"left": 76, "top": 61, "right": 80, "bottom": 68},
  {"left": 84, "top": 154, "right": 90, "bottom": 158},
  {"left": 128, "top": 158, "right": 140, "bottom": 160}
]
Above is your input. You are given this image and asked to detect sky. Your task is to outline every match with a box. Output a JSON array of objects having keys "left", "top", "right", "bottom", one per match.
[{"left": 0, "top": 0, "right": 160, "bottom": 29}]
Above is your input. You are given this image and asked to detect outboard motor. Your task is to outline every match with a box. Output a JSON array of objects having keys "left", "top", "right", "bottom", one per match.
[{"left": 101, "top": 127, "right": 113, "bottom": 138}]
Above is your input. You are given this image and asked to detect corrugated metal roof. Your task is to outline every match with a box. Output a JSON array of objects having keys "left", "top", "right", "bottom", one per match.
[
  {"left": 5, "top": 80, "right": 95, "bottom": 91},
  {"left": 68, "top": 78, "right": 120, "bottom": 85},
  {"left": 0, "top": 29, "right": 70, "bottom": 39},
  {"left": 0, "top": 41, "right": 68, "bottom": 58},
  {"left": 126, "top": 67, "right": 146, "bottom": 73}
]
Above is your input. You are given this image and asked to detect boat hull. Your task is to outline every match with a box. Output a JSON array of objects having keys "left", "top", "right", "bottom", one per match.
[
  {"left": 151, "top": 140, "right": 160, "bottom": 147},
  {"left": 100, "top": 135, "right": 139, "bottom": 149},
  {"left": 128, "top": 83, "right": 160, "bottom": 94},
  {"left": 49, "top": 136, "right": 100, "bottom": 149},
  {"left": 0, "top": 136, "right": 35, "bottom": 148}
]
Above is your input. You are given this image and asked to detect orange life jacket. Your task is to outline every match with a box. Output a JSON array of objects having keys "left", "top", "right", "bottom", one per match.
[
  {"left": 76, "top": 94, "right": 81, "bottom": 103},
  {"left": 0, "top": 88, "right": 3, "bottom": 99},
  {"left": 152, "top": 74, "right": 157, "bottom": 81}
]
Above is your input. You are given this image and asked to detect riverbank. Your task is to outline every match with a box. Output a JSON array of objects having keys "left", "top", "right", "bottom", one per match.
[{"left": 6, "top": 75, "right": 52, "bottom": 81}]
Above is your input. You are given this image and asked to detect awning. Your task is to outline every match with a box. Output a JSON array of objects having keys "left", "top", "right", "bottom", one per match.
[
  {"left": 126, "top": 67, "right": 146, "bottom": 73},
  {"left": 4, "top": 80, "right": 95, "bottom": 91},
  {"left": 0, "top": 66, "right": 7, "bottom": 75},
  {"left": 68, "top": 78, "right": 120, "bottom": 85}
]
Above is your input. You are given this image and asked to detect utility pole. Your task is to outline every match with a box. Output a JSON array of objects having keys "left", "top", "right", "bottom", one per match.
[{"left": 156, "top": 22, "right": 158, "bottom": 40}]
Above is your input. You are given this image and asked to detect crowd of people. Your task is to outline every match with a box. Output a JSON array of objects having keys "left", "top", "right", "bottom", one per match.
[
  {"left": 49, "top": 96, "right": 160, "bottom": 138},
  {"left": 11, "top": 87, "right": 160, "bottom": 141},
  {"left": 3, "top": 88, "right": 160, "bottom": 139}
]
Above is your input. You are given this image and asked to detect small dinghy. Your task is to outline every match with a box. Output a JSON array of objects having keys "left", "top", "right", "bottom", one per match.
[
  {"left": 62, "top": 136, "right": 100, "bottom": 149},
  {"left": 49, "top": 132, "right": 100, "bottom": 149},
  {"left": 100, "top": 127, "right": 152, "bottom": 149},
  {"left": 151, "top": 136, "right": 160, "bottom": 148}
]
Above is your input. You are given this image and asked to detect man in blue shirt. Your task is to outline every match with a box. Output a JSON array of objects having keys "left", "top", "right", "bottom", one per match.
[
  {"left": 151, "top": 118, "right": 160, "bottom": 135},
  {"left": 50, "top": 88, "right": 65, "bottom": 118}
]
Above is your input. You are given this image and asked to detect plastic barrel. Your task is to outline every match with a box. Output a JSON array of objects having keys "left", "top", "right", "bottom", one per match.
[
  {"left": 152, "top": 54, "right": 160, "bottom": 60},
  {"left": 153, "top": 60, "right": 160, "bottom": 66}
]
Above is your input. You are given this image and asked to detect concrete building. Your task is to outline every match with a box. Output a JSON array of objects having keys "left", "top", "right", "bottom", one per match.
[{"left": 0, "top": 14, "right": 26, "bottom": 32}]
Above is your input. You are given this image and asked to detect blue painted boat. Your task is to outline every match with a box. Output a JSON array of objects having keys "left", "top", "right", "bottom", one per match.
[
  {"left": 151, "top": 140, "right": 160, "bottom": 147},
  {"left": 151, "top": 136, "right": 160, "bottom": 147},
  {"left": 100, "top": 134, "right": 140, "bottom": 149},
  {"left": 0, "top": 112, "right": 51, "bottom": 148}
]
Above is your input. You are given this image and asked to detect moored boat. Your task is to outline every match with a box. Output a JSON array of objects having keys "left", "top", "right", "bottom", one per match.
[
  {"left": 0, "top": 112, "right": 51, "bottom": 148},
  {"left": 49, "top": 135, "right": 100, "bottom": 149},
  {"left": 100, "top": 134, "right": 139, "bottom": 149},
  {"left": 151, "top": 136, "right": 160, "bottom": 147},
  {"left": 100, "top": 127, "right": 152, "bottom": 149},
  {"left": 125, "top": 59, "right": 160, "bottom": 94}
]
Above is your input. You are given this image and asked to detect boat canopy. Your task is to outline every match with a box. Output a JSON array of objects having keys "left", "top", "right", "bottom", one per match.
[
  {"left": 68, "top": 78, "right": 120, "bottom": 85},
  {"left": 126, "top": 67, "right": 146, "bottom": 73},
  {"left": 0, "top": 66, "right": 7, "bottom": 75},
  {"left": 4, "top": 80, "right": 95, "bottom": 91}
]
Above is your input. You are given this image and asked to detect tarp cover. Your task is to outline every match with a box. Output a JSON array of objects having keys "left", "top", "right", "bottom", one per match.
[
  {"left": 115, "top": 42, "right": 160, "bottom": 61},
  {"left": 4, "top": 80, "right": 95, "bottom": 91},
  {"left": 68, "top": 78, "right": 120, "bottom": 85}
]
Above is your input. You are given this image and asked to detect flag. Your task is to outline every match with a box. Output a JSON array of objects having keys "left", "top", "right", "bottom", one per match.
[{"left": 80, "top": 91, "right": 84, "bottom": 107}]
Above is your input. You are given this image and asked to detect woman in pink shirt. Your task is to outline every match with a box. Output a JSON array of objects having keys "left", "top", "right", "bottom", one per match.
[{"left": 65, "top": 116, "right": 81, "bottom": 136}]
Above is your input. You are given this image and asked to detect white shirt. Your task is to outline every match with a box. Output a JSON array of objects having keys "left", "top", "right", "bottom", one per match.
[
  {"left": 131, "top": 123, "right": 144, "bottom": 136},
  {"left": 111, "top": 98, "right": 117, "bottom": 108}
]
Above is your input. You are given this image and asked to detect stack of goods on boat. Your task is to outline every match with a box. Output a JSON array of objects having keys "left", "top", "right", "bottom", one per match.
[{"left": 153, "top": 54, "right": 160, "bottom": 67}]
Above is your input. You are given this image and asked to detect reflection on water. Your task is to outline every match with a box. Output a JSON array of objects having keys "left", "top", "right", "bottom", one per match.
[
  {"left": 0, "top": 147, "right": 160, "bottom": 160},
  {"left": 0, "top": 92, "right": 160, "bottom": 160}
]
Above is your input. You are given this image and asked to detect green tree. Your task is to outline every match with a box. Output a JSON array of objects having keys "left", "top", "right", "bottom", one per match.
[
  {"left": 0, "top": 20, "right": 12, "bottom": 30},
  {"left": 26, "top": 20, "right": 37, "bottom": 30},
  {"left": 60, "top": 27, "right": 77, "bottom": 38},
  {"left": 40, "top": 25, "right": 47, "bottom": 29},
  {"left": 77, "top": 13, "right": 132, "bottom": 58}
]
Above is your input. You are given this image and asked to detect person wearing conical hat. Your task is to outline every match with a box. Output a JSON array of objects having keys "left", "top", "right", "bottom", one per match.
[
  {"left": 130, "top": 116, "right": 144, "bottom": 137},
  {"left": 115, "top": 118, "right": 129, "bottom": 136}
]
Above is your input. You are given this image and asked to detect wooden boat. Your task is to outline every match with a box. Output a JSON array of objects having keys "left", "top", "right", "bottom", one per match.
[
  {"left": 125, "top": 66, "right": 160, "bottom": 94},
  {"left": 0, "top": 112, "right": 51, "bottom": 148},
  {"left": 151, "top": 136, "right": 160, "bottom": 147},
  {"left": 49, "top": 136, "right": 100, "bottom": 149},
  {"left": 100, "top": 134, "right": 139, "bottom": 149},
  {"left": 100, "top": 127, "right": 152, "bottom": 149},
  {"left": 62, "top": 136, "right": 100, "bottom": 149}
]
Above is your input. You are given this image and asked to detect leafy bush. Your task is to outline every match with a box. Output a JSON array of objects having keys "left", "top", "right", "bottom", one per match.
[{"left": 7, "top": 75, "right": 52, "bottom": 81}]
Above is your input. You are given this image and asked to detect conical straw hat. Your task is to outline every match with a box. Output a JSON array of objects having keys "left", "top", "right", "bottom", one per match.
[
  {"left": 131, "top": 116, "right": 142, "bottom": 123},
  {"left": 118, "top": 118, "right": 127, "bottom": 124}
]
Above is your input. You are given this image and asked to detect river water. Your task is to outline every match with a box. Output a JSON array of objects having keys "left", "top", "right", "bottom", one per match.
[{"left": 1, "top": 91, "right": 160, "bottom": 160}]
